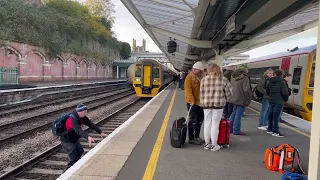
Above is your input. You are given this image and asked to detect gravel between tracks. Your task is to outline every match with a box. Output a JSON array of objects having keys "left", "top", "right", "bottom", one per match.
[
  {"left": 0, "top": 94, "right": 139, "bottom": 174},
  {"left": 0, "top": 88, "right": 130, "bottom": 125}
]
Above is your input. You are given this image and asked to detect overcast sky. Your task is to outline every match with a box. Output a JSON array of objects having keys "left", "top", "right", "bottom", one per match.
[{"left": 110, "top": 0, "right": 317, "bottom": 58}]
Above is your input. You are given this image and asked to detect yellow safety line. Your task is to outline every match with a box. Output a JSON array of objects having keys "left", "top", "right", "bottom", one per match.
[
  {"left": 142, "top": 87, "right": 177, "bottom": 180},
  {"left": 247, "top": 107, "right": 310, "bottom": 138}
]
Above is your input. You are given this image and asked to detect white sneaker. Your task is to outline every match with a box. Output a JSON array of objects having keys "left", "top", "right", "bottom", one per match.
[
  {"left": 204, "top": 143, "right": 213, "bottom": 150},
  {"left": 258, "top": 126, "right": 267, "bottom": 130},
  {"left": 211, "top": 145, "right": 221, "bottom": 151},
  {"left": 272, "top": 133, "right": 284, "bottom": 137},
  {"left": 267, "top": 131, "right": 273, "bottom": 134}
]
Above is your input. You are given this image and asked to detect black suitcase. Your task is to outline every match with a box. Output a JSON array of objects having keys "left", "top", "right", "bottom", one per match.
[
  {"left": 170, "top": 106, "right": 192, "bottom": 148},
  {"left": 170, "top": 117, "right": 187, "bottom": 148}
]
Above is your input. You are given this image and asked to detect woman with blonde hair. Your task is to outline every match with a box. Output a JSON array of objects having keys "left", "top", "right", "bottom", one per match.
[
  {"left": 257, "top": 68, "right": 274, "bottom": 130},
  {"left": 200, "top": 63, "right": 232, "bottom": 151}
]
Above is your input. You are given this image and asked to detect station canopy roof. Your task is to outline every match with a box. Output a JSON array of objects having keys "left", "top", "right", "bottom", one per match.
[{"left": 121, "top": 0, "right": 319, "bottom": 71}]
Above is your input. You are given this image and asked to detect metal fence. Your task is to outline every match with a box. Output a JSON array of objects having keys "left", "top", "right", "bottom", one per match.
[{"left": 0, "top": 67, "right": 18, "bottom": 85}]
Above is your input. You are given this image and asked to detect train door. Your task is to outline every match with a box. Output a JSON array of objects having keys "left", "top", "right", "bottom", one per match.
[
  {"left": 290, "top": 54, "right": 308, "bottom": 107},
  {"left": 281, "top": 57, "right": 291, "bottom": 72},
  {"left": 143, "top": 65, "right": 152, "bottom": 87}
]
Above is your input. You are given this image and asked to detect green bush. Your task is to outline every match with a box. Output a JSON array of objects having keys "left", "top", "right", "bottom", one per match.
[{"left": 0, "top": 0, "right": 128, "bottom": 62}]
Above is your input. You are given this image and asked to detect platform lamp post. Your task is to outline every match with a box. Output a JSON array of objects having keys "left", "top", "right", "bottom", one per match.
[{"left": 308, "top": 3, "right": 320, "bottom": 179}]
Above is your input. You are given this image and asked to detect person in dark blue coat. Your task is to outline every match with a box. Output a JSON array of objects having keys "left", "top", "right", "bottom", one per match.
[{"left": 266, "top": 70, "right": 289, "bottom": 137}]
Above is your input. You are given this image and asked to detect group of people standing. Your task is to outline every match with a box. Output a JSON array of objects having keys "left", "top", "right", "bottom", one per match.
[
  {"left": 183, "top": 61, "right": 291, "bottom": 152},
  {"left": 256, "top": 68, "right": 292, "bottom": 137}
]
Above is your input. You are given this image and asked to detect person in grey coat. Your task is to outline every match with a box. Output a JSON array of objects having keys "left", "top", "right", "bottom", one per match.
[
  {"left": 257, "top": 68, "right": 274, "bottom": 130},
  {"left": 227, "top": 69, "right": 252, "bottom": 135}
]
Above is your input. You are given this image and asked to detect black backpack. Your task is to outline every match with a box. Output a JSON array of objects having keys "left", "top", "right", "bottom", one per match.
[
  {"left": 51, "top": 113, "right": 76, "bottom": 136},
  {"left": 253, "top": 77, "right": 266, "bottom": 101}
]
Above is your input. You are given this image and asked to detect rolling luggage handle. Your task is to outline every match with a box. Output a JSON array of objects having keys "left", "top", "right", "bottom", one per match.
[{"left": 184, "top": 105, "right": 193, "bottom": 126}]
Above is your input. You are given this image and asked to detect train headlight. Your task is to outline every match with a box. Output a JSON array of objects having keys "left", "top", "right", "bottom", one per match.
[
  {"left": 135, "top": 78, "right": 141, "bottom": 81},
  {"left": 153, "top": 79, "right": 159, "bottom": 82}
]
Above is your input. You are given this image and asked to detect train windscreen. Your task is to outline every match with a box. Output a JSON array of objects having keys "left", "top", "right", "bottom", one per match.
[
  {"left": 153, "top": 67, "right": 160, "bottom": 78},
  {"left": 309, "top": 63, "right": 315, "bottom": 87},
  {"left": 135, "top": 65, "right": 142, "bottom": 77}
]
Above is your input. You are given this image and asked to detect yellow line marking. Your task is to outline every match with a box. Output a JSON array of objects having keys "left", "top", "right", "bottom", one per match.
[
  {"left": 142, "top": 87, "right": 177, "bottom": 180},
  {"left": 247, "top": 107, "right": 310, "bottom": 138}
]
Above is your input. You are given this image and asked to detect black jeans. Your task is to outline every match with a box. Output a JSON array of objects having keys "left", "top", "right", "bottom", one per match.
[
  {"left": 267, "top": 102, "right": 284, "bottom": 133},
  {"left": 61, "top": 141, "right": 84, "bottom": 169},
  {"left": 223, "top": 102, "right": 233, "bottom": 119},
  {"left": 186, "top": 103, "right": 204, "bottom": 140}
]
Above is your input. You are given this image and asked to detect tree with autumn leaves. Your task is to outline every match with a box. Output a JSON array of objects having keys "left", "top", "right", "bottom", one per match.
[{"left": 0, "top": 0, "right": 131, "bottom": 60}]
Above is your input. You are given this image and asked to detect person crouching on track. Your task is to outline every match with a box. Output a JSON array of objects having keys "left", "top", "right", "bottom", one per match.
[
  {"left": 185, "top": 61, "right": 205, "bottom": 145},
  {"left": 266, "top": 70, "right": 289, "bottom": 137},
  {"left": 227, "top": 68, "right": 252, "bottom": 135},
  {"left": 200, "top": 63, "right": 232, "bottom": 151},
  {"left": 60, "top": 104, "right": 107, "bottom": 170}
]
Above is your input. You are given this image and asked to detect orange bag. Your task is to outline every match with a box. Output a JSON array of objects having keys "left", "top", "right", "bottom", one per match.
[
  {"left": 264, "top": 144, "right": 305, "bottom": 174},
  {"left": 264, "top": 147, "right": 280, "bottom": 171},
  {"left": 277, "top": 144, "right": 295, "bottom": 173}
]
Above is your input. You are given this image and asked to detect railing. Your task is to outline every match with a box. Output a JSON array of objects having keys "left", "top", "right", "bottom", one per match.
[{"left": 0, "top": 67, "right": 18, "bottom": 85}]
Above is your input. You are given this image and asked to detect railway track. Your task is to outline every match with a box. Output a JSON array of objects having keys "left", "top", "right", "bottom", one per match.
[
  {"left": 0, "top": 82, "right": 128, "bottom": 117},
  {"left": 0, "top": 97, "right": 147, "bottom": 180},
  {"left": 0, "top": 89, "right": 135, "bottom": 147}
]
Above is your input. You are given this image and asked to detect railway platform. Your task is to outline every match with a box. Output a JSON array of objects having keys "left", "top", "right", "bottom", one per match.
[{"left": 58, "top": 83, "right": 311, "bottom": 180}]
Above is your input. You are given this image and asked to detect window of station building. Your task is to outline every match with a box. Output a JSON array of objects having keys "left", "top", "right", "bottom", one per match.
[
  {"left": 153, "top": 67, "right": 160, "bottom": 78},
  {"left": 309, "top": 63, "right": 315, "bottom": 87},
  {"left": 135, "top": 65, "right": 142, "bottom": 77},
  {"left": 292, "top": 67, "right": 302, "bottom": 85}
]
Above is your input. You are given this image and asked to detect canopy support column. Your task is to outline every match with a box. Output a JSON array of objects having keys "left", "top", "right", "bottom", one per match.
[{"left": 308, "top": 3, "right": 320, "bottom": 179}]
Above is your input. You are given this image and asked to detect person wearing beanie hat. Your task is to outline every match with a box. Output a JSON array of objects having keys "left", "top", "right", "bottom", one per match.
[
  {"left": 60, "top": 103, "right": 107, "bottom": 170},
  {"left": 184, "top": 61, "right": 205, "bottom": 145}
]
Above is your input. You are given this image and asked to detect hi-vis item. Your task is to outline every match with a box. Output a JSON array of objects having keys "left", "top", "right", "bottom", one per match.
[{"left": 264, "top": 144, "right": 304, "bottom": 174}]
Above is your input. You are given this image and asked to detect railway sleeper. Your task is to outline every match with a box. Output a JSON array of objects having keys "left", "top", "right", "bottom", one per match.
[
  {"left": 39, "top": 160, "right": 67, "bottom": 166},
  {"left": 25, "top": 168, "right": 63, "bottom": 175}
]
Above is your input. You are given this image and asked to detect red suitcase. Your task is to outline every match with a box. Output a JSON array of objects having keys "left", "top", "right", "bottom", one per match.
[{"left": 217, "top": 119, "right": 230, "bottom": 148}]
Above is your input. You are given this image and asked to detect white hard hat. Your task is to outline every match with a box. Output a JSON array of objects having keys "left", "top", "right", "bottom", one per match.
[{"left": 192, "top": 61, "right": 204, "bottom": 71}]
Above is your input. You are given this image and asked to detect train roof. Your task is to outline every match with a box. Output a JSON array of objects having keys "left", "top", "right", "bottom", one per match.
[
  {"left": 224, "top": 44, "right": 316, "bottom": 67},
  {"left": 135, "top": 58, "right": 177, "bottom": 74}
]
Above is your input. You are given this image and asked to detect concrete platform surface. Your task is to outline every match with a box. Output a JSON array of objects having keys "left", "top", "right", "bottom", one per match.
[
  {"left": 117, "top": 88, "right": 310, "bottom": 180},
  {"left": 250, "top": 100, "right": 311, "bottom": 134}
]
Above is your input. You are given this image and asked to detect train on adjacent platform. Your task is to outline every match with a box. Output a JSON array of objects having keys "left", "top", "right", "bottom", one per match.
[
  {"left": 224, "top": 44, "right": 316, "bottom": 121},
  {"left": 127, "top": 59, "right": 175, "bottom": 97}
]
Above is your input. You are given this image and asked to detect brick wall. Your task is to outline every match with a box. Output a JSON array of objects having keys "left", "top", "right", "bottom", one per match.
[{"left": 0, "top": 42, "right": 114, "bottom": 83}]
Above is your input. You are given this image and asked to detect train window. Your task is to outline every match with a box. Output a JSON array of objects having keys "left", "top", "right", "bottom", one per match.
[
  {"left": 135, "top": 66, "right": 141, "bottom": 77},
  {"left": 309, "top": 63, "right": 315, "bottom": 87},
  {"left": 247, "top": 66, "right": 278, "bottom": 84},
  {"left": 153, "top": 67, "right": 160, "bottom": 78},
  {"left": 292, "top": 67, "right": 302, "bottom": 85}
]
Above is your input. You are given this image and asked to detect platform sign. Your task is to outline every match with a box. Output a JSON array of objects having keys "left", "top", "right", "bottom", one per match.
[{"left": 225, "top": 14, "right": 236, "bottom": 36}]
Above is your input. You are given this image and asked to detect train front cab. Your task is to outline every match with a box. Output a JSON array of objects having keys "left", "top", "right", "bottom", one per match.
[
  {"left": 300, "top": 52, "right": 315, "bottom": 121},
  {"left": 133, "top": 61, "right": 161, "bottom": 97}
]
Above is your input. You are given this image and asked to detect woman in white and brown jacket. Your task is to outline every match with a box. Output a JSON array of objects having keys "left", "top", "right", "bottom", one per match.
[{"left": 200, "top": 63, "right": 233, "bottom": 151}]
